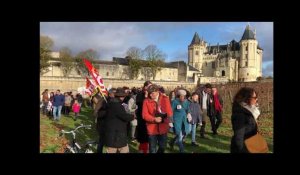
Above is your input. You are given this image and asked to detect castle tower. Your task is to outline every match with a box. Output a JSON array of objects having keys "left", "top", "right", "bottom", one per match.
[
  {"left": 238, "top": 24, "right": 261, "bottom": 82},
  {"left": 188, "top": 32, "right": 206, "bottom": 71}
]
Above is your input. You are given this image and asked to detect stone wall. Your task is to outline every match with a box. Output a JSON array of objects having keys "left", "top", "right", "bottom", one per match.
[
  {"left": 40, "top": 76, "right": 198, "bottom": 94},
  {"left": 198, "top": 76, "right": 228, "bottom": 84}
]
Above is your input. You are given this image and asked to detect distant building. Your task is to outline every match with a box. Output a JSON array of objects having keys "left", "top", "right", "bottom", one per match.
[{"left": 50, "top": 52, "right": 60, "bottom": 58}]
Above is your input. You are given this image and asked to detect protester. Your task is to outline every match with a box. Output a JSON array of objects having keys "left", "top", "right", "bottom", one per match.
[
  {"left": 142, "top": 84, "right": 173, "bottom": 153},
  {"left": 53, "top": 90, "right": 65, "bottom": 121},
  {"left": 72, "top": 99, "right": 81, "bottom": 121},
  {"left": 135, "top": 81, "right": 152, "bottom": 153},
  {"left": 169, "top": 89, "right": 191, "bottom": 153},
  {"left": 208, "top": 86, "right": 223, "bottom": 135},
  {"left": 230, "top": 87, "right": 261, "bottom": 153},
  {"left": 103, "top": 88, "right": 134, "bottom": 153},
  {"left": 189, "top": 92, "right": 202, "bottom": 146}
]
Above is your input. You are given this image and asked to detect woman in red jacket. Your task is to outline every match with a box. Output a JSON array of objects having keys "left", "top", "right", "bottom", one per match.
[{"left": 142, "top": 84, "right": 173, "bottom": 153}]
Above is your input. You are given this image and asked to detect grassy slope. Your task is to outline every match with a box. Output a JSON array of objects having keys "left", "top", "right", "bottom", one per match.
[{"left": 40, "top": 107, "right": 273, "bottom": 153}]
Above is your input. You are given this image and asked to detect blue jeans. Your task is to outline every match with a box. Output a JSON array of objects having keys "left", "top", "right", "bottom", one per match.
[
  {"left": 148, "top": 134, "right": 167, "bottom": 153},
  {"left": 191, "top": 123, "right": 197, "bottom": 143},
  {"left": 53, "top": 106, "right": 62, "bottom": 120},
  {"left": 175, "top": 131, "right": 184, "bottom": 153}
]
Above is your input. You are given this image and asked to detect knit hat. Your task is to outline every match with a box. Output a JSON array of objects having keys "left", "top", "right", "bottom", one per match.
[{"left": 177, "top": 89, "right": 187, "bottom": 96}]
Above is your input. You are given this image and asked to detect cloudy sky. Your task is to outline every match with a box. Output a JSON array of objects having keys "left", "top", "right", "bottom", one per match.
[{"left": 40, "top": 22, "right": 273, "bottom": 76}]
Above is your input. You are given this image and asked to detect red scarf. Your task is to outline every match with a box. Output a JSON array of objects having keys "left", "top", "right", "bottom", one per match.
[{"left": 214, "top": 93, "right": 222, "bottom": 112}]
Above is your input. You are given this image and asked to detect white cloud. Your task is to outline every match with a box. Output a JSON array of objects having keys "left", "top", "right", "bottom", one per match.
[
  {"left": 40, "top": 22, "right": 149, "bottom": 59},
  {"left": 40, "top": 22, "right": 273, "bottom": 76}
]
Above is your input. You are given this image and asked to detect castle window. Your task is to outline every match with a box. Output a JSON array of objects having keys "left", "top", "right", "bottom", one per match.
[
  {"left": 212, "top": 62, "right": 215, "bottom": 69},
  {"left": 245, "top": 61, "right": 248, "bottom": 67},
  {"left": 196, "top": 51, "right": 199, "bottom": 55},
  {"left": 245, "top": 54, "right": 248, "bottom": 59},
  {"left": 222, "top": 70, "right": 225, "bottom": 76},
  {"left": 246, "top": 45, "right": 248, "bottom": 51},
  {"left": 206, "top": 62, "right": 208, "bottom": 66},
  {"left": 106, "top": 72, "right": 109, "bottom": 76},
  {"left": 247, "top": 73, "right": 249, "bottom": 76}
]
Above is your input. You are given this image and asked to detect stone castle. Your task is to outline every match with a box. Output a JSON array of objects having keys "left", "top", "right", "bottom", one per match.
[
  {"left": 188, "top": 24, "right": 263, "bottom": 82},
  {"left": 41, "top": 24, "right": 263, "bottom": 84}
]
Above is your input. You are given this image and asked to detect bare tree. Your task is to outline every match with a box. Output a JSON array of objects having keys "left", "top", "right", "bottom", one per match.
[
  {"left": 40, "top": 35, "right": 54, "bottom": 74},
  {"left": 126, "top": 47, "right": 144, "bottom": 79},
  {"left": 143, "top": 45, "right": 166, "bottom": 80},
  {"left": 59, "top": 47, "right": 74, "bottom": 77},
  {"left": 126, "top": 47, "right": 144, "bottom": 60},
  {"left": 75, "top": 49, "right": 99, "bottom": 76}
]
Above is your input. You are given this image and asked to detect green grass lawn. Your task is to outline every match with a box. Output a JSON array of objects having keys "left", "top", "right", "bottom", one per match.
[{"left": 40, "top": 107, "right": 273, "bottom": 153}]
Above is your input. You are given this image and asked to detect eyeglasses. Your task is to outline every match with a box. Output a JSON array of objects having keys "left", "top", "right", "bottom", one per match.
[{"left": 250, "top": 96, "right": 258, "bottom": 100}]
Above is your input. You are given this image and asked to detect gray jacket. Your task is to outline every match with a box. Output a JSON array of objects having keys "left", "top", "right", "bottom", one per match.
[{"left": 189, "top": 100, "right": 202, "bottom": 124}]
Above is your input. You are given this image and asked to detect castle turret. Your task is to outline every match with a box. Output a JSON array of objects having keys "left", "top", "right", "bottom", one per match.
[
  {"left": 188, "top": 32, "right": 206, "bottom": 71},
  {"left": 238, "top": 24, "right": 260, "bottom": 82}
]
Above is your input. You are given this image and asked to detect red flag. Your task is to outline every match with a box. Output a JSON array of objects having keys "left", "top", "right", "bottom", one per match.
[
  {"left": 83, "top": 58, "right": 108, "bottom": 96},
  {"left": 86, "top": 77, "right": 91, "bottom": 88},
  {"left": 85, "top": 77, "right": 98, "bottom": 96}
]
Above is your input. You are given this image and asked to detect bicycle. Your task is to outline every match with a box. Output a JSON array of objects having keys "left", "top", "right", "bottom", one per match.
[{"left": 59, "top": 124, "right": 98, "bottom": 153}]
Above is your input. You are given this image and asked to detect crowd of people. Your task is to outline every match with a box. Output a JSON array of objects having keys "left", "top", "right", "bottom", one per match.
[
  {"left": 41, "top": 81, "right": 264, "bottom": 153},
  {"left": 40, "top": 89, "right": 83, "bottom": 121},
  {"left": 90, "top": 81, "right": 226, "bottom": 153}
]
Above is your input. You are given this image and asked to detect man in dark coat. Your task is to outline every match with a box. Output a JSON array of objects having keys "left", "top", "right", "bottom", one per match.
[
  {"left": 135, "top": 81, "right": 152, "bottom": 153},
  {"left": 96, "top": 88, "right": 116, "bottom": 153},
  {"left": 103, "top": 88, "right": 134, "bottom": 153}
]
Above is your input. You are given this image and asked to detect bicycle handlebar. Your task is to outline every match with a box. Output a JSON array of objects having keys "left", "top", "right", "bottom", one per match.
[{"left": 60, "top": 124, "right": 92, "bottom": 135}]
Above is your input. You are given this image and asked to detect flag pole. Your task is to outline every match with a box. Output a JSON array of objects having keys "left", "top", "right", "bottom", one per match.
[{"left": 97, "top": 86, "right": 107, "bottom": 103}]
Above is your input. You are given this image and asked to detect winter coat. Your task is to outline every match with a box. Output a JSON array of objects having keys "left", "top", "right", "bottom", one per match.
[
  {"left": 72, "top": 103, "right": 80, "bottom": 113},
  {"left": 208, "top": 94, "right": 223, "bottom": 116},
  {"left": 42, "top": 92, "right": 49, "bottom": 103},
  {"left": 103, "top": 98, "right": 134, "bottom": 148},
  {"left": 53, "top": 94, "right": 65, "bottom": 107},
  {"left": 199, "top": 91, "right": 209, "bottom": 109},
  {"left": 96, "top": 97, "right": 109, "bottom": 138},
  {"left": 142, "top": 93, "right": 173, "bottom": 136},
  {"left": 64, "top": 95, "right": 72, "bottom": 106},
  {"left": 136, "top": 91, "right": 148, "bottom": 143},
  {"left": 171, "top": 98, "right": 191, "bottom": 135},
  {"left": 189, "top": 100, "right": 202, "bottom": 124},
  {"left": 230, "top": 102, "right": 258, "bottom": 153}
]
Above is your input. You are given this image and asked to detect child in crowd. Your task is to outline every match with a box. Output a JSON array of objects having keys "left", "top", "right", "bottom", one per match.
[{"left": 72, "top": 100, "right": 81, "bottom": 121}]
